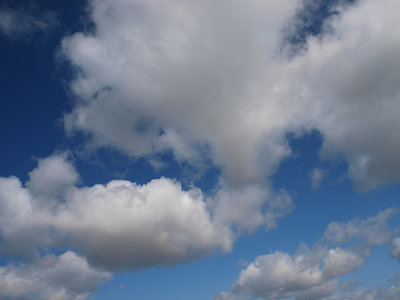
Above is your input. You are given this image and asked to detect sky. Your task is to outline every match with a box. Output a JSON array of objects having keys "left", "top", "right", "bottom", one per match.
[{"left": 0, "top": 0, "right": 400, "bottom": 299}]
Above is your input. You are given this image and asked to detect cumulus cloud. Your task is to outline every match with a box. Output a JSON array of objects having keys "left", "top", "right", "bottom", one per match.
[
  {"left": 0, "top": 251, "right": 111, "bottom": 300},
  {"left": 26, "top": 153, "right": 78, "bottom": 201},
  {"left": 60, "top": 0, "right": 303, "bottom": 188},
  {"left": 292, "top": 0, "right": 400, "bottom": 190},
  {"left": 0, "top": 154, "right": 232, "bottom": 271},
  {"left": 218, "top": 209, "right": 398, "bottom": 299},
  {"left": 59, "top": 0, "right": 400, "bottom": 191},
  {"left": 231, "top": 247, "right": 363, "bottom": 299},
  {"left": 0, "top": 3, "right": 57, "bottom": 39},
  {"left": 55, "top": 178, "right": 232, "bottom": 270}
]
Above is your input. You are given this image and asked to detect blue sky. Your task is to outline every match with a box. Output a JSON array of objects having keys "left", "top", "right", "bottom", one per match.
[{"left": 1, "top": 0, "right": 400, "bottom": 299}]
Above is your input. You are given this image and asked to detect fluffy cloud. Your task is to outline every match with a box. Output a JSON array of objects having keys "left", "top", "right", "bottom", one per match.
[
  {"left": 60, "top": 0, "right": 400, "bottom": 191},
  {"left": 231, "top": 247, "right": 363, "bottom": 299},
  {"left": 26, "top": 153, "right": 78, "bottom": 201},
  {"left": 0, "top": 154, "right": 232, "bottom": 271},
  {"left": 292, "top": 0, "right": 400, "bottom": 190},
  {"left": 217, "top": 209, "right": 398, "bottom": 300},
  {"left": 0, "top": 251, "right": 111, "bottom": 300},
  {"left": 61, "top": 0, "right": 302, "bottom": 188},
  {"left": 0, "top": 3, "right": 57, "bottom": 39},
  {"left": 55, "top": 178, "right": 232, "bottom": 270}
]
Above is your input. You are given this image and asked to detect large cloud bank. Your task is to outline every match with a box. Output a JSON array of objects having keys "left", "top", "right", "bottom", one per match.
[{"left": 61, "top": 0, "right": 400, "bottom": 190}]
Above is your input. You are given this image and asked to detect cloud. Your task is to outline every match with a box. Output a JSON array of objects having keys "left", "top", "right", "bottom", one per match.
[
  {"left": 322, "top": 208, "right": 399, "bottom": 249},
  {"left": 231, "top": 247, "right": 363, "bottom": 299},
  {"left": 59, "top": 0, "right": 400, "bottom": 192},
  {"left": 292, "top": 0, "right": 400, "bottom": 190},
  {"left": 55, "top": 178, "right": 232, "bottom": 270},
  {"left": 26, "top": 153, "right": 78, "bottom": 201},
  {"left": 310, "top": 168, "right": 324, "bottom": 190},
  {"left": 218, "top": 209, "right": 398, "bottom": 299},
  {"left": 214, "top": 292, "right": 248, "bottom": 300},
  {"left": 0, "top": 154, "right": 232, "bottom": 271},
  {"left": 389, "top": 237, "right": 400, "bottom": 261},
  {"left": 296, "top": 279, "right": 339, "bottom": 300},
  {"left": 0, "top": 251, "right": 111, "bottom": 300},
  {"left": 209, "top": 183, "right": 294, "bottom": 232},
  {"left": 341, "top": 278, "right": 363, "bottom": 292},
  {"left": 60, "top": 0, "right": 302, "bottom": 188},
  {"left": 329, "top": 275, "right": 400, "bottom": 300},
  {"left": 0, "top": 3, "right": 57, "bottom": 39}
]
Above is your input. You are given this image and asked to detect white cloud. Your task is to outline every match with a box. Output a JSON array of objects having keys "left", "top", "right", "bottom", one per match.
[
  {"left": 60, "top": 0, "right": 302, "bottom": 188},
  {"left": 0, "top": 4, "right": 57, "bottom": 39},
  {"left": 0, "top": 154, "right": 232, "bottom": 271},
  {"left": 322, "top": 208, "right": 399, "bottom": 249},
  {"left": 218, "top": 209, "right": 398, "bottom": 300},
  {"left": 0, "top": 251, "right": 111, "bottom": 300},
  {"left": 292, "top": 0, "right": 400, "bottom": 190},
  {"left": 209, "top": 183, "right": 294, "bottom": 232},
  {"left": 231, "top": 247, "right": 363, "bottom": 299},
  {"left": 0, "top": 176, "right": 53, "bottom": 261},
  {"left": 59, "top": 0, "right": 400, "bottom": 192},
  {"left": 26, "top": 153, "right": 78, "bottom": 201},
  {"left": 296, "top": 279, "right": 339, "bottom": 300},
  {"left": 55, "top": 178, "right": 232, "bottom": 270}
]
